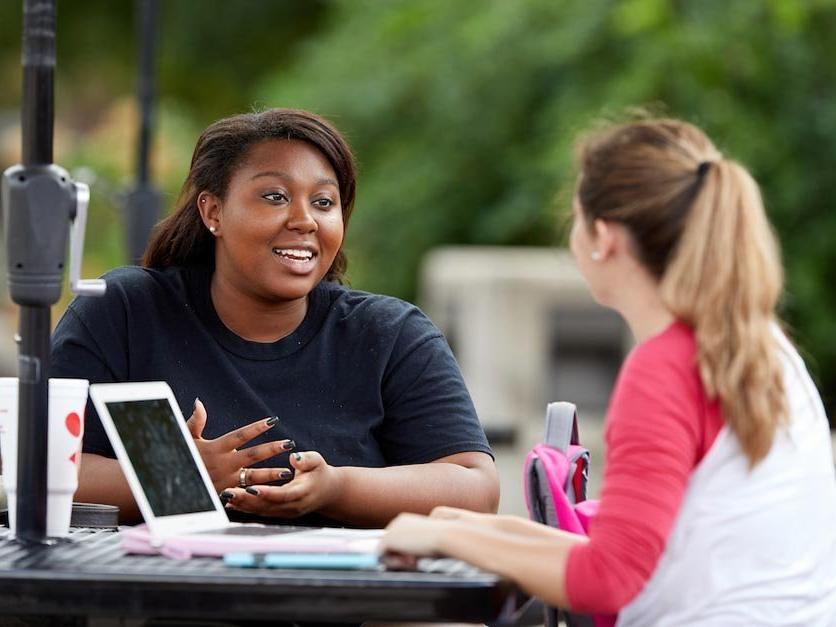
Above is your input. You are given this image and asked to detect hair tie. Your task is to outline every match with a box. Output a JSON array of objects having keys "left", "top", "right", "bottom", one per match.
[{"left": 697, "top": 161, "right": 712, "bottom": 177}]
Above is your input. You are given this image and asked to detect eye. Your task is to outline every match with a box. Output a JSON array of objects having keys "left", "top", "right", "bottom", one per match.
[
  {"left": 313, "top": 197, "right": 336, "bottom": 209},
  {"left": 263, "top": 191, "right": 288, "bottom": 203}
]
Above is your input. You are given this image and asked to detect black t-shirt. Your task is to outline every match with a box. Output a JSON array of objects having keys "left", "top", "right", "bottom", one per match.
[{"left": 50, "top": 265, "right": 491, "bottom": 526}]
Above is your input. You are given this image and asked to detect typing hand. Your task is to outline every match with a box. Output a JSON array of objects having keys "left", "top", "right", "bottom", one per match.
[
  {"left": 381, "top": 512, "right": 451, "bottom": 556},
  {"left": 430, "top": 505, "right": 491, "bottom": 522},
  {"left": 224, "top": 450, "right": 343, "bottom": 518},
  {"left": 186, "top": 398, "right": 294, "bottom": 493},
  {"left": 430, "top": 505, "right": 506, "bottom": 528}
]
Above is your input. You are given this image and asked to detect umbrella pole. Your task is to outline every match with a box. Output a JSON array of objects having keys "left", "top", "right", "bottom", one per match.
[
  {"left": 3, "top": 0, "right": 105, "bottom": 544},
  {"left": 125, "top": 0, "right": 161, "bottom": 265},
  {"left": 14, "top": 309, "right": 51, "bottom": 543},
  {"left": 14, "top": 0, "right": 57, "bottom": 544}
]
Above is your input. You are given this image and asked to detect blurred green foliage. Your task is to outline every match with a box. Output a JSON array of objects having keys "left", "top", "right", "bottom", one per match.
[
  {"left": 1, "top": 0, "right": 835, "bottom": 416},
  {"left": 0, "top": 0, "right": 328, "bottom": 279},
  {"left": 259, "top": 0, "right": 836, "bottom": 415}
]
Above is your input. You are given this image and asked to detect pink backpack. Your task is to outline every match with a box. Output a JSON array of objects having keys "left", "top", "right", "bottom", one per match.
[{"left": 523, "top": 402, "right": 615, "bottom": 627}]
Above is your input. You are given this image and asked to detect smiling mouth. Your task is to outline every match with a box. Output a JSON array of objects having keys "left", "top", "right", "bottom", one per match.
[
  {"left": 272, "top": 247, "right": 316, "bottom": 261},
  {"left": 271, "top": 247, "right": 318, "bottom": 274}
]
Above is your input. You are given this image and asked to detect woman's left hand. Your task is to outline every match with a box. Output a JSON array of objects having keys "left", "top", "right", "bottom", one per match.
[
  {"left": 224, "top": 450, "right": 343, "bottom": 518},
  {"left": 381, "top": 512, "right": 451, "bottom": 556}
]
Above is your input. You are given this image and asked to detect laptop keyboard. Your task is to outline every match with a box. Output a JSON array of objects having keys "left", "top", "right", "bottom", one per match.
[{"left": 194, "top": 525, "right": 314, "bottom": 537}]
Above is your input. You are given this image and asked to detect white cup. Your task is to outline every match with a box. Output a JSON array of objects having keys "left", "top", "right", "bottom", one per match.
[{"left": 0, "top": 377, "right": 89, "bottom": 537}]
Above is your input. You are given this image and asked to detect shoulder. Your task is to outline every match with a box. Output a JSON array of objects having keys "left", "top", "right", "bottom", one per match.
[
  {"left": 321, "top": 282, "right": 423, "bottom": 319},
  {"left": 63, "top": 265, "right": 195, "bottom": 328},
  {"left": 621, "top": 320, "right": 698, "bottom": 383},
  {"left": 319, "top": 282, "right": 441, "bottom": 340},
  {"left": 607, "top": 320, "right": 707, "bottom": 462},
  {"left": 610, "top": 321, "right": 704, "bottom": 425},
  {"left": 79, "top": 266, "right": 189, "bottom": 300},
  {"left": 98, "top": 265, "right": 189, "bottom": 294}
]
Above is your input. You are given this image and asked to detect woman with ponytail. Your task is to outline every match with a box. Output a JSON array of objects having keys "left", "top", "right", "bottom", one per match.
[{"left": 383, "top": 118, "right": 836, "bottom": 624}]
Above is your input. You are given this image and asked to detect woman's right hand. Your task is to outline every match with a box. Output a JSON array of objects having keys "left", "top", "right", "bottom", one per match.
[
  {"left": 186, "top": 398, "right": 294, "bottom": 493},
  {"left": 430, "top": 505, "right": 496, "bottom": 524},
  {"left": 432, "top": 505, "right": 563, "bottom": 539},
  {"left": 430, "top": 505, "right": 520, "bottom": 532}
]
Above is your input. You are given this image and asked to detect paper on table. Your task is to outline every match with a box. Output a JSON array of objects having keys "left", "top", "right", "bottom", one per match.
[{"left": 120, "top": 524, "right": 384, "bottom": 559}]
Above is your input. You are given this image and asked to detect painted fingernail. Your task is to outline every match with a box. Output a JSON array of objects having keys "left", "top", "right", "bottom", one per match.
[
  {"left": 220, "top": 490, "right": 234, "bottom": 503},
  {"left": 293, "top": 452, "right": 302, "bottom": 462},
  {"left": 245, "top": 486, "right": 260, "bottom": 496},
  {"left": 193, "top": 397, "right": 200, "bottom": 410},
  {"left": 281, "top": 440, "right": 295, "bottom": 451},
  {"left": 265, "top": 415, "right": 279, "bottom": 427},
  {"left": 280, "top": 470, "right": 292, "bottom": 480}
]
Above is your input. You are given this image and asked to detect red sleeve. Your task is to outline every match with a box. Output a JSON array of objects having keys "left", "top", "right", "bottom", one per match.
[{"left": 564, "top": 323, "right": 722, "bottom": 614}]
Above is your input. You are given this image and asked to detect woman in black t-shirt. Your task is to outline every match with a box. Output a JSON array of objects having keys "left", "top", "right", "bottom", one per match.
[{"left": 51, "top": 108, "right": 497, "bottom": 526}]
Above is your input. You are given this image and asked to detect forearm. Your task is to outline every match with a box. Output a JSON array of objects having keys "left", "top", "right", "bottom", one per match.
[
  {"left": 322, "top": 458, "right": 499, "bottom": 527},
  {"left": 438, "top": 521, "right": 586, "bottom": 610},
  {"left": 76, "top": 453, "right": 141, "bottom": 523},
  {"left": 490, "top": 513, "right": 574, "bottom": 538}
]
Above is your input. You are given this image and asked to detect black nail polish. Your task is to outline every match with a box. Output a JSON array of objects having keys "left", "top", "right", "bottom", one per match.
[
  {"left": 282, "top": 440, "right": 295, "bottom": 451},
  {"left": 245, "top": 486, "right": 260, "bottom": 496},
  {"left": 280, "top": 470, "right": 293, "bottom": 480},
  {"left": 293, "top": 452, "right": 302, "bottom": 462},
  {"left": 265, "top": 415, "right": 279, "bottom": 427},
  {"left": 220, "top": 490, "right": 233, "bottom": 503}
]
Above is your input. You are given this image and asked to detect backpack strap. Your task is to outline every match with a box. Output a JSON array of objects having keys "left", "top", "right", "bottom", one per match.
[
  {"left": 544, "top": 402, "right": 579, "bottom": 452},
  {"left": 529, "top": 445, "right": 586, "bottom": 535}
]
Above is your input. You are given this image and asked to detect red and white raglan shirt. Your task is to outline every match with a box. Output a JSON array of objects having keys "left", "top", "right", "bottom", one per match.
[{"left": 565, "top": 321, "right": 836, "bottom": 626}]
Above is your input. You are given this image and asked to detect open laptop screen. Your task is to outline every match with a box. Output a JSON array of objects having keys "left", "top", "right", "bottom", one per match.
[{"left": 104, "top": 399, "right": 216, "bottom": 517}]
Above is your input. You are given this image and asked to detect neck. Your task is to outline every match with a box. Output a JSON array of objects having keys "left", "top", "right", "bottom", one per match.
[
  {"left": 210, "top": 272, "right": 308, "bottom": 343},
  {"left": 620, "top": 296, "right": 675, "bottom": 344},
  {"left": 609, "top": 262, "right": 675, "bottom": 343}
]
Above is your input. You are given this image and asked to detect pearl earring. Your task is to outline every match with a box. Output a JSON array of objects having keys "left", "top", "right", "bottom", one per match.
[
  {"left": 209, "top": 226, "right": 217, "bottom": 234},
  {"left": 590, "top": 251, "right": 602, "bottom": 261}
]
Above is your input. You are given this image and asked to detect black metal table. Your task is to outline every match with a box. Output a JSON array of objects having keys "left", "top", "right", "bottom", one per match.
[{"left": 0, "top": 528, "right": 516, "bottom": 625}]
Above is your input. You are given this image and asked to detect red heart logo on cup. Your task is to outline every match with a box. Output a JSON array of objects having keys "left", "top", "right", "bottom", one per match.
[{"left": 65, "top": 412, "right": 81, "bottom": 438}]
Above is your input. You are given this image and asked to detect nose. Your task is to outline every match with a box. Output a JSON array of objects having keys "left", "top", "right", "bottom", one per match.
[{"left": 285, "top": 200, "right": 317, "bottom": 233}]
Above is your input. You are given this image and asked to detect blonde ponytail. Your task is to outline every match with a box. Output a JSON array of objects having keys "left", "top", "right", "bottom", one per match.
[
  {"left": 576, "top": 119, "right": 787, "bottom": 466},
  {"left": 661, "top": 160, "right": 786, "bottom": 465}
]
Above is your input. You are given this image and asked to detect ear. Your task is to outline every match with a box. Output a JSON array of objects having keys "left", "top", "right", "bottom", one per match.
[
  {"left": 592, "top": 218, "right": 617, "bottom": 260},
  {"left": 197, "top": 191, "right": 221, "bottom": 234}
]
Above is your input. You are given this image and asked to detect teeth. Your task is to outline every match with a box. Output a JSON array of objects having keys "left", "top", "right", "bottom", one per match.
[{"left": 273, "top": 248, "right": 314, "bottom": 261}]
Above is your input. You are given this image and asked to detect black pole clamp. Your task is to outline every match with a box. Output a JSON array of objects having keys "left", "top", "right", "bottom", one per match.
[{"left": 2, "top": 164, "right": 106, "bottom": 306}]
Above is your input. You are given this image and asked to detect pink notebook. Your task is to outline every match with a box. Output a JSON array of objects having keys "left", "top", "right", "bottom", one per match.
[{"left": 120, "top": 524, "right": 382, "bottom": 560}]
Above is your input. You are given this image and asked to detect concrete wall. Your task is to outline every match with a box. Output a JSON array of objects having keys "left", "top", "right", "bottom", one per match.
[
  {"left": 420, "top": 245, "right": 629, "bottom": 441},
  {"left": 419, "top": 245, "right": 632, "bottom": 513}
]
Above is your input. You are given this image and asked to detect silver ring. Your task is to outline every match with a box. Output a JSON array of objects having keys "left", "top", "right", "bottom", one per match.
[{"left": 238, "top": 467, "right": 248, "bottom": 488}]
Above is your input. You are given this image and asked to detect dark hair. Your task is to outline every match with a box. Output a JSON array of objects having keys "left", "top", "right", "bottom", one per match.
[{"left": 142, "top": 108, "right": 357, "bottom": 282}]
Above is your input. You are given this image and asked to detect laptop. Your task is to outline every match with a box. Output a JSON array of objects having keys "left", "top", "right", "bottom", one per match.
[{"left": 89, "top": 381, "right": 381, "bottom": 556}]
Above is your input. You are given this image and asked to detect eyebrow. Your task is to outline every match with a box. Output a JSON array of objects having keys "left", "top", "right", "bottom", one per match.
[{"left": 250, "top": 170, "right": 339, "bottom": 188}]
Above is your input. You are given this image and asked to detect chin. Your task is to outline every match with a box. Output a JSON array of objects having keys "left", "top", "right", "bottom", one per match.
[{"left": 266, "top": 277, "right": 320, "bottom": 303}]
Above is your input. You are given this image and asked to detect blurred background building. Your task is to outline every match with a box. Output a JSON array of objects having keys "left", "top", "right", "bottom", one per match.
[
  {"left": 420, "top": 246, "right": 628, "bottom": 511},
  {"left": 1, "top": 0, "right": 835, "bottom": 514}
]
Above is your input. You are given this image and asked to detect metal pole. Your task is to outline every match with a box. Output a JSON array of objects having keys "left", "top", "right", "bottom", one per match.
[
  {"left": 136, "top": 0, "right": 155, "bottom": 187},
  {"left": 3, "top": 0, "right": 105, "bottom": 543},
  {"left": 125, "top": 0, "right": 160, "bottom": 264},
  {"left": 16, "top": 0, "right": 56, "bottom": 544},
  {"left": 21, "top": 0, "right": 54, "bottom": 166}
]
